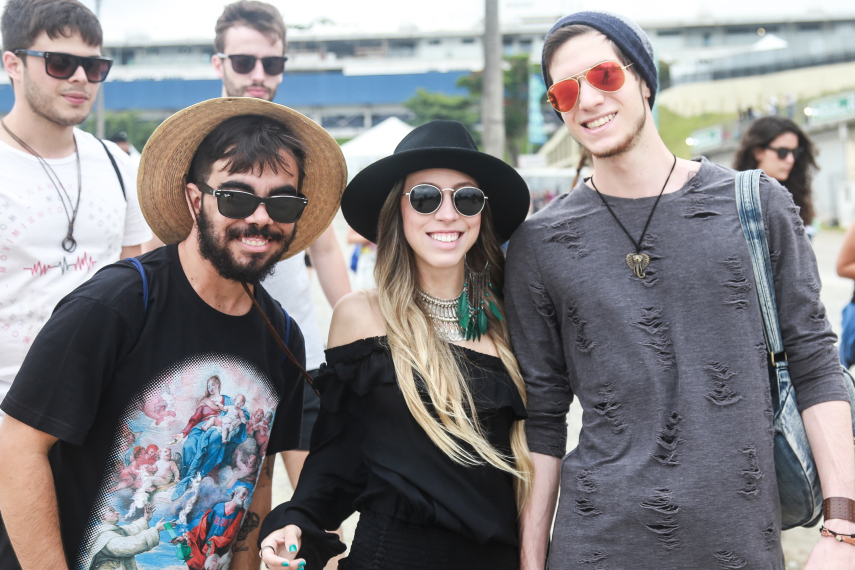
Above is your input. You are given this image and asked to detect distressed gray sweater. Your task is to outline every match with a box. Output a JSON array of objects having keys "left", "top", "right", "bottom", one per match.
[{"left": 505, "top": 159, "right": 848, "bottom": 570}]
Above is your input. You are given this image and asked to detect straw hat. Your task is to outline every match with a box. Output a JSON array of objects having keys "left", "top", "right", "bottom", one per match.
[{"left": 138, "top": 98, "right": 347, "bottom": 260}]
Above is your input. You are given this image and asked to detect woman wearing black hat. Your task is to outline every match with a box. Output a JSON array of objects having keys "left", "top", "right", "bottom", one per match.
[{"left": 258, "top": 120, "right": 533, "bottom": 570}]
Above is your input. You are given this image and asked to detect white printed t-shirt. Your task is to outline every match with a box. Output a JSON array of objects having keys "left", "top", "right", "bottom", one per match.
[{"left": 0, "top": 128, "right": 152, "bottom": 411}]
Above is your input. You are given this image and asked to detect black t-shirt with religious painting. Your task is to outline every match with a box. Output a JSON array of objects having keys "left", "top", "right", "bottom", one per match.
[{"left": 0, "top": 244, "right": 305, "bottom": 570}]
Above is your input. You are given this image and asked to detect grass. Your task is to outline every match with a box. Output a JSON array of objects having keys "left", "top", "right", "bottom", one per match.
[{"left": 657, "top": 105, "right": 736, "bottom": 159}]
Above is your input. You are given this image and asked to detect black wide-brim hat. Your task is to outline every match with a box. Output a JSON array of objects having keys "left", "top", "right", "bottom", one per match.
[{"left": 342, "top": 120, "right": 530, "bottom": 244}]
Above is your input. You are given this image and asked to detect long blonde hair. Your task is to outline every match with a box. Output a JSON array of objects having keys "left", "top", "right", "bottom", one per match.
[{"left": 374, "top": 180, "right": 533, "bottom": 509}]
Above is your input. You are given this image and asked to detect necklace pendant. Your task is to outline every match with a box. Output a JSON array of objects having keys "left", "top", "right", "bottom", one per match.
[
  {"left": 626, "top": 253, "right": 650, "bottom": 279},
  {"left": 62, "top": 236, "right": 78, "bottom": 253}
]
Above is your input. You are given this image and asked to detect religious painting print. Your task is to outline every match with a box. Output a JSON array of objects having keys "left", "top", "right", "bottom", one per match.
[{"left": 77, "top": 353, "right": 280, "bottom": 570}]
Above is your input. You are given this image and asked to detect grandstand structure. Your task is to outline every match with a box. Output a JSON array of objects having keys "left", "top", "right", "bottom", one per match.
[{"left": 1, "top": 11, "right": 855, "bottom": 139}]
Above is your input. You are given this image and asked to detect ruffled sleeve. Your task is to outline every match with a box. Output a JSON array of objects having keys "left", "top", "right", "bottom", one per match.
[
  {"left": 258, "top": 338, "right": 387, "bottom": 568},
  {"left": 457, "top": 347, "right": 529, "bottom": 422}
]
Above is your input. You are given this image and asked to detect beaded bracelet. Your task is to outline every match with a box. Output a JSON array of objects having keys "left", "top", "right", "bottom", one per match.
[{"left": 820, "top": 525, "right": 855, "bottom": 546}]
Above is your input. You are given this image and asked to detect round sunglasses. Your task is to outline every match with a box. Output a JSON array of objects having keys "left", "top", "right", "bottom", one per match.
[
  {"left": 404, "top": 184, "right": 488, "bottom": 217},
  {"left": 765, "top": 146, "right": 803, "bottom": 160},
  {"left": 197, "top": 181, "right": 307, "bottom": 224},
  {"left": 547, "top": 60, "right": 634, "bottom": 113},
  {"left": 217, "top": 53, "right": 288, "bottom": 76},
  {"left": 15, "top": 49, "right": 112, "bottom": 83}
]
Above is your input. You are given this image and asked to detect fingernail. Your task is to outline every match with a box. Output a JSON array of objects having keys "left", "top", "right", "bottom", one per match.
[
  {"left": 289, "top": 545, "right": 297, "bottom": 553},
  {"left": 281, "top": 563, "right": 289, "bottom": 567},
  {"left": 298, "top": 563, "right": 306, "bottom": 568}
]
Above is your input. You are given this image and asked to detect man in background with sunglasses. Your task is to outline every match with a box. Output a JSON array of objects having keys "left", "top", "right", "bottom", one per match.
[
  {"left": 505, "top": 11, "right": 855, "bottom": 570},
  {"left": 0, "top": 0, "right": 151, "bottom": 420},
  {"left": 211, "top": 4, "right": 352, "bottom": 567}
]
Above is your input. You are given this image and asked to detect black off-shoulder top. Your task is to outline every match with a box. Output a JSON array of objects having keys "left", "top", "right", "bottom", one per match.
[{"left": 259, "top": 336, "right": 527, "bottom": 567}]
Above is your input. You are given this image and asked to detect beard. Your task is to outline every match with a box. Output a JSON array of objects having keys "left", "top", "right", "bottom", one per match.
[
  {"left": 222, "top": 69, "right": 276, "bottom": 101},
  {"left": 196, "top": 200, "right": 294, "bottom": 283},
  {"left": 587, "top": 108, "right": 646, "bottom": 159},
  {"left": 24, "top": 71, "right": 91, "bottom": 127}
]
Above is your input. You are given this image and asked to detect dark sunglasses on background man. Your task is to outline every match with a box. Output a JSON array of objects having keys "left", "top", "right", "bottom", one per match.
[
  {"left": 196, "top": 181, "right": 308, "bottom": 224},
  {"left": 765, "top": 146, "right": 804, "bottom": 160},
  {"left": 404, "top": 184, "right": 488, "bottom": 217},
  {"left": 547, "top": 60, "right": 635, "bottom": 113},
  {"left": 217, "top": 53, "right": 288, "bottom": 75},
  {"left": 14, "top": 50, "right": 112, "bottom": 83}
]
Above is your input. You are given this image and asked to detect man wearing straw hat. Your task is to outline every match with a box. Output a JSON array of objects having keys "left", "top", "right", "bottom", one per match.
[{"left": 0, "top": 97, "right": 347, "bottom": 570}]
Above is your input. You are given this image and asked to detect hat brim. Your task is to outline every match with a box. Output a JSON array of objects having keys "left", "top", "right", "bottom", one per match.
[
  {"left": 138, "top": 98, "right": 347, "bottom": 260},
  {"left": 342, "top": 147, "right": 529, "bottom": 244}
]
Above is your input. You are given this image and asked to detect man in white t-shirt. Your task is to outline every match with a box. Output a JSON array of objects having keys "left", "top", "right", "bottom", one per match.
[{"left": 0, "top": 0, "right": 152, "bottom": 415}]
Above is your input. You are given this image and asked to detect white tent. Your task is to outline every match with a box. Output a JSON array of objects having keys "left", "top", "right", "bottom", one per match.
[{"left": 340, "top": 117, "right": 414, "bottom": 179}]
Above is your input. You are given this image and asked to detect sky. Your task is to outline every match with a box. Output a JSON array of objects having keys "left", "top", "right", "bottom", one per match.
[{"left": 1, "top": 0, "right": 854, "bottom": 43}]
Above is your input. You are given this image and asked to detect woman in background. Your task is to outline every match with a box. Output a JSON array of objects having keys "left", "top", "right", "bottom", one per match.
[{"left": 734, "top": 115, "right": 819, "bottom": 237}]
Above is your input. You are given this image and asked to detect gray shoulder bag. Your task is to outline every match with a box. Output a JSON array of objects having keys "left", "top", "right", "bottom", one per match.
[{"left": 735, "top": 169, "right": 855, "bottom": 529}]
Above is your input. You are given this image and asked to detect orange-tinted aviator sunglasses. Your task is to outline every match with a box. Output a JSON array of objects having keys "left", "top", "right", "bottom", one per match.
[{"left": 547, "top": 61, "right": 634, "bottom": 113}]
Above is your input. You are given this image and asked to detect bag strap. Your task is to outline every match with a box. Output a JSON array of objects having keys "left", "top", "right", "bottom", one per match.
[
  {"left": 98, "top": 139, "right": 127, "bottom": 200},
  {"left": 735, "top": 170, "right": 788, "bottom": 411},
  {"left": 240, "top": 282, "right": 320, "bottom": 397},
  {"left": 127, "top": 257, "right": 148, "bottom": 313}
]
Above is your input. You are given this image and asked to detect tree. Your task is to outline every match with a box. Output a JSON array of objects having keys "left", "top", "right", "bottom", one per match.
[
  {"left": 403, "top": 88, "right": 480, "bottom": 142},
  {"left": 80, "top": 110, "right": 162, "bottom": 151}
]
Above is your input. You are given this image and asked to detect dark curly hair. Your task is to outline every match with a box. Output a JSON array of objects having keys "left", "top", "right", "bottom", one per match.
[{"left": 733, "top": 116, "right": 817, "bottom": 225}]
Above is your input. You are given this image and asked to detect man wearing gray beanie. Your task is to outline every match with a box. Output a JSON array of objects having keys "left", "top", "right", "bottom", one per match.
[{"left": 505, "top": 11, "right": 855, "bottom": 570}]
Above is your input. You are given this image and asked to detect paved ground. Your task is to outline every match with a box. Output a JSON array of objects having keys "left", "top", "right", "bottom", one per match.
[{"left": 273, "top": 216, "right": 849, "bottom": 568}]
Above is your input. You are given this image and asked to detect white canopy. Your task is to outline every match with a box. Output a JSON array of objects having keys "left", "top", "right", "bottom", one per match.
[{"left": 340, "top": 117, "right": 414, "bottom": 179}]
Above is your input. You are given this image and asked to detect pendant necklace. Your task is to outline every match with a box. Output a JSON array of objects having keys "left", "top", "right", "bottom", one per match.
[
  {"left": 1, "top": 119, "right": 82, "bottom": 252},
  {"left": 418, "top": 288, "right": 466, "bottom": 342},
  {"left": 590, "top": 153, "right": 677, "bottom": 279}
]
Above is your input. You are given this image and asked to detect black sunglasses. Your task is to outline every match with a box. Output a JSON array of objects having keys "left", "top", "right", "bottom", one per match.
[
  {"left": 403, "top": 184, "right": 488, "bottom": 217},
  {"left": 217, "top": 53, "right": 288, "bottom": 75},
  {"left": 15, "top": 49, "right": 112, "bottom": 83},
  {"left": 766, "top": 146, "right": 803, "bottom": 160},
  {"left": 197, "top": 181, "right": 308, "bottom": 224}
]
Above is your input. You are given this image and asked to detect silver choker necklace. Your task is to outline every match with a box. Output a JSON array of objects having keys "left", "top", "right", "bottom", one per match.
[{"left": 418, "top": 288, "right": 465, "bottom": 342}]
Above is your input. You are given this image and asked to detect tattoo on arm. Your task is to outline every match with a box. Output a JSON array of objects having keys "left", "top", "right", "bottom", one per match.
[{"left": 236, "top": 512, "right": 260, "bottom": 542}]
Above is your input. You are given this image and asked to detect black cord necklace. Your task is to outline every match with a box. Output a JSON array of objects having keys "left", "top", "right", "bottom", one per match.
[
  {"left": 590, "top": 153, "right": 677, "bottom": 279},
  {"left": 1, "top": 119, "right": 82, "bottom": 252}
]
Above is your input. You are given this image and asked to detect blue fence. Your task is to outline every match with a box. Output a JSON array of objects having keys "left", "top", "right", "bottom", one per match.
[{"left": 0, "top": 70, "right": 470, "bottom": 112}]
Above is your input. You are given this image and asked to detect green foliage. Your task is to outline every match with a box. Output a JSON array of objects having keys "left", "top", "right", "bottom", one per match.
[
  {"left": 79, "top": 110, "right": 162, "bottom": 150},
  {"left": 658, "top": 60, "right": 672, "bottom": 91},
  {"left": 406, "top": 55, "right": 543, "bottom": 165},
  {"left": 657, "top": 105, "right": 735, "bottom": 159},
  {"left": 404, "top": 88, "right": 480, "bottom": 142}
]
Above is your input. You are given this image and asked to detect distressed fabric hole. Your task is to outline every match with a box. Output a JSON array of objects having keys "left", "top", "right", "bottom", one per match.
[
  {"left": 576, "top": 469, "right": 600, "bottom": 494},
  {"left": 574, "top": 497, "right": 602, "bottom": 516},
  {"left": 762, "top": 522, "right": 778, "bottom": 550},
  {"left": 683, "top": 186, "right": 720, "bottom": 219},
  {"left": 721, "top": 255, "right": 752, "bottom": 312},
  {"left": 755, "top": 342, "right": 769, "bottom": 370},
  {"left": 640, "top": 488, "right": 680, "bottom": 514},
  {"left": 578, "top": 551, "right": 609, "bottom": 570},
  {"left": 704, "top": 362, "right": 743, "bottom": 406},
  {"left": 593, "top": 383, "right": 627, "bottom": 434},
  {"left": 545, "top": 219, "right": 590, "bottom": 259},
  {"left": 529, "top": 281, "right": 557, "bottom": 327},
  {"left": 739, "top": 445, "right": 763, "bottom": 499},
  {"left": 643, "top": 516, "right": 682, "bottom": 551},
  {"left": 714, "top": 550, "right": 747, "bottom": 569},
  {"left": 567, "top": 305, "right": 599, "bottom": 355},
  {"left": 788, "top": 205, "right": 805, "bottom": 236},
  {"left": 764, "top": 409, "right": 775, "bottom": 438},
  {"left": 633, "top": 307, "right": 676, "bottom": 371},
  {"left": 768, "top": 249, "right": 781, "bottom": 268},
  {"left": 653, "top": 413, "right": 683, "bottom": 465}
]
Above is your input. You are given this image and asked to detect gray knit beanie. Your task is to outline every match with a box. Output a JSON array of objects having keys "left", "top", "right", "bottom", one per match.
[{"left": 541, "top": 11, "right": 658, "bottom": 109}]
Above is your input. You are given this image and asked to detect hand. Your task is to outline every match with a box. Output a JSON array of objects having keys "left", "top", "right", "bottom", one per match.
[
  {"left": 144, "top": 503, "right": 156, "bottom": 521},
  {"left": 260, "top": 525, "right": 305, "bottom": 569},
  {"left": 155, "top": 517, "right": 174, "bottom": 532},
  {"left": 805, "top": 520, "right": 855, "bottom": 569}
]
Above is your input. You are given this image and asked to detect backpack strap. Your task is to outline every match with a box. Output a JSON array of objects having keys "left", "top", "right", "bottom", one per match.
[
  {"left": 282, "top": 307, "right": 292, "bottom": 348},
  {"left": 98, "top": 139, "right": 126, "bottom": 200},
  {"left": 127, "top": 257, "right": 148, "bottom": 313}
]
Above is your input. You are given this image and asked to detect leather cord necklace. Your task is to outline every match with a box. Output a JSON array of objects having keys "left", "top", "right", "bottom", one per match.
[
  {"left": 1, "top": 119, "right": 82, "bottom": 252},
  {"left": 590, "top": 153, "right": 677, "bottom": 279}
]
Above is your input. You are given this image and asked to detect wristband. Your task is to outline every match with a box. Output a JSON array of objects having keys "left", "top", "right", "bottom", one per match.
[{"left": 823, "top": 497, "right": 855, "bottom": 523}]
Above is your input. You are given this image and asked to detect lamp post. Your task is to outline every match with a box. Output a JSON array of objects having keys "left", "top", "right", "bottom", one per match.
[{"left": 481, "top": 0, "right": 504, "bottom": 159}]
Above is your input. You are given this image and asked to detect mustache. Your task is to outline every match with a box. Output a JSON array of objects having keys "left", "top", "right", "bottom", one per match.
[{"left": 226, "top": 224, "right": 285, "bottom": 242}]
